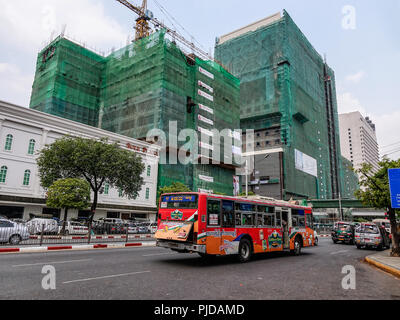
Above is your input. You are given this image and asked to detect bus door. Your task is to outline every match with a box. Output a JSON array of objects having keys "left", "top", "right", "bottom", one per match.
[
  {"left": 220, "top": 200, "right": 236, "bottom": 255},
  {"left": 206, "top": 199, "right": 222, "bottom": 255},
  {"left": 281, "top": 209, "right": 290, "bottom": 249}
]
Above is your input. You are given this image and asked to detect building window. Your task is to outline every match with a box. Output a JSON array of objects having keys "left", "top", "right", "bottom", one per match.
[
  {"left": 147, "top": 165, "right": 151, "bottom": 177},
  {"left": 118, "top": 189, "right": 123, "bottom": 198},
  {"left": 0, "top": 166, "right": 7, "bottom": 183},
  {"left": 28, "top": 139, "right": 36, "bottom": 155},
  {"left": 5, "top": 134, "right": 13, "bottom": 151},
  {"left": 104, "top": 183, "right": 109, "bottom": 195},
  {"left": 146, "top": 188, "right": 150, "bottom": 200},
  {"left": 23, "top": 170, "right": 31, "bottom": 186}
]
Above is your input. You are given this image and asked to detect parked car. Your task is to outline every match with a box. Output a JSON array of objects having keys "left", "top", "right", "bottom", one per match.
[
  {"left": 0, "top": 219, "right": 30, "bottom": 245},
  {"left": 58, "top": 221, "right": 89, "bottom": 235},
  {"left": 127, "top": 224, "right": 138, "bottom": 234},
  {"left": 137, "top": 223, "right": 150, "bottom": 234},
  {"left": 355, "top": 223, "right": 391, "bottom": 250},
  {"left": 149, "top": 222, "right": 158, "bottom": 234},
  {"left": 332, "top": 222, "right": 355, "bottom": 245},
  {"left": 25, "top": 218, "right": 59, "bottom": 235},
  {"left": 372, "top": 219, "right": 392, "bottom": 234}
]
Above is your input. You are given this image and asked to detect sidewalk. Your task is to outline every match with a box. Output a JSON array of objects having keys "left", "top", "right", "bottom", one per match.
[{"left": 365, "top": 250, "right": 400, "bottom": 278}]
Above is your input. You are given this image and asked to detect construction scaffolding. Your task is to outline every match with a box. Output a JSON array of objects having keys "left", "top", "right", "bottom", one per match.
[
  {"left": 30, "top": 30, "right": 241, "bottom": 196},
  {"left": 215, "top": 10, "right": 352, "bottom": 200}
]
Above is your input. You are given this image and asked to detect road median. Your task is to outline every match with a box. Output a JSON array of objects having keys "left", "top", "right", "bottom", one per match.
[{"left": 0, "top": 241, "right": 156, "bottom": 255}]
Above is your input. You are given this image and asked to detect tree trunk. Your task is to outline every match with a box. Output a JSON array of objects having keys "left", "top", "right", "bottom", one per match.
[
  {"left": 87, "top": 191, "right": 98, "bottom": 243},
  {"left": 388, "top": 208, "right": 400, "bottom": 257},
  {"left": 61, "top": 207, "right": 69, "bottom": 236}
]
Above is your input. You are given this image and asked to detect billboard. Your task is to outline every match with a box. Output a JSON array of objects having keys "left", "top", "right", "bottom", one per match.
[
  {"left": 295, "top": 149, "right": 317, "bottom": 178},
  {"left": 388, "top": 168, "right": 400, "bottom": 209}
]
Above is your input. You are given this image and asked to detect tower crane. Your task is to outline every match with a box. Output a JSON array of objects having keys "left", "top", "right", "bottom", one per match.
[{"left": 116, "top": 0, "right": 213, "bottom": 62}]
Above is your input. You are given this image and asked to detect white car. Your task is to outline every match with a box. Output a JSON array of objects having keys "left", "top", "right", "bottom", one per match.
[
  {"left": 59, "top": 221, "right": 88, "bottom": 235},
  {"left": 26, "top": 218, "right": 59, "bottom": 235},
  {"left": 0, "top": 219, "right": 30, "bottom": 245}
]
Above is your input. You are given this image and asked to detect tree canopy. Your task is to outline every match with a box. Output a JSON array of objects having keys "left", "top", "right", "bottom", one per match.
[
  {"left": 37, "top": 136, "right": 145, "bottom": 220},
  {"left": 355, "top": 157, "right": 400, "bottom": 256},
  {"left": 46, "top": 178, "right": 90, "bottom": 211}
]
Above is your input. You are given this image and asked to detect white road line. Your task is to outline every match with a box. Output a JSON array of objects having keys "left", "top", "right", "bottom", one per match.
[
  {"left": 142, "top": 252, "right": 176, "bottom": 257},
  {"left": 12, "top": 259, "right": 92, "bottom": 267},
  {"left": 62, "top": 271, "right": 151, "bottom": 284},
  {"left": 330, "top": 250, "right": 349, "bottom": 255}
]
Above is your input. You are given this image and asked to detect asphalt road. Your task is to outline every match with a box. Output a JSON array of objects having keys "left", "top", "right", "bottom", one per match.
[{"left": 1, "top": 238, "right": 399, "bottom": 300}]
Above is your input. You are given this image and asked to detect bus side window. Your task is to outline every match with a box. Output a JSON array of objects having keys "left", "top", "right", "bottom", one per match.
[
  {"left": 222, "top": 200, "right": 235, "bottom": 228},
  {"left": 207, "top": 200, "right": 221, "bottom": 226},
  {"left": 256, "top": 214, "right": 263, "bottom": 227},
  {"left": 306, "top": 214, "right": 313, "bottom": 228},
  {"left": 292, "top": 217, "right": 298, "bottom": 227},
  {"left": 235, "top": 212, "right": 242, "bottom": 226},
  {"left": 298, "top": 216, "right": 305, "bottom": 227},
  {"left": 275, "top": 211, "right": 282, "bottom": 227}
]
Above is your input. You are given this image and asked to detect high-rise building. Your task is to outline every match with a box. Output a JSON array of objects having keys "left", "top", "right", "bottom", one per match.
[
  {"left": 339, "top": 111, "right": 380, "bottom": 173},
  {"left": 30, "top": 31, "right": 241, "bottom": 195},
  {"left": 215, "top": 10, "right": 358, "bottom": 200}
]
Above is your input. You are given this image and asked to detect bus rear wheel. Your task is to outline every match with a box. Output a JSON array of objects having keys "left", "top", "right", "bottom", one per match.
[
  {"left": 238, "top": 239, "right": 252, "bottom": 263},
  {"left": 291, "top": 237, "right": 302, "bottom": 256}
]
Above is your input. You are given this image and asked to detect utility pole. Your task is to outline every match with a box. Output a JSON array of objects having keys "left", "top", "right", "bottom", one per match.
[{"left": 245, "top": 159, "right": 248, "bottom": 197}]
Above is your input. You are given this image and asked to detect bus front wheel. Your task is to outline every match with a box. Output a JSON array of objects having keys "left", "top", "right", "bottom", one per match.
[{"left": 238, "top": 239, "right": 252, "bottom": 263}]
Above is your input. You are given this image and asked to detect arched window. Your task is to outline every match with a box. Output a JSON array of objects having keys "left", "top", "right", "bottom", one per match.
[
  {"left": 145, "top": 188, "right": 150, "bottom": 200},
  {"left": 118, "top": 189, "right": 123, "bottom": 198},
  {"left": 23, "top": 170, "right": 31, "bottom": 186},
  {"left": 147, "top": 165, "right": 151, "bottom": 177},
  {"left": 5, "top": 134, "right": 13, "bottom": 151},
  {"left": 0, "top": 166, "right": 7, "bottom": 183},
  {"left": 104, "top": 183, "right": 109, "bottom": 195},
  {"left": 28, "top": 139, "right": 36, "bottom": 155}
]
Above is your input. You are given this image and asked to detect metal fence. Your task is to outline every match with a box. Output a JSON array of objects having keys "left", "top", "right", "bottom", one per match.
[{"left": 0, "top": 219, "right": 155, "bottom": 247}]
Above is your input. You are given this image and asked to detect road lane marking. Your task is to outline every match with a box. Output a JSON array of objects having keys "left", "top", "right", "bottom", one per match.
[
  {"left": 13, "top": 259, "right": 92, "bottom": 267},
  {"left": 330, "top": 250, "right": 350, "bottom": 255},
  {"left": 63, "top": 271, "right": 151, "bottom": 284},
  {"left": 142, "top": 252, "right": 177, "bottom": 257}
]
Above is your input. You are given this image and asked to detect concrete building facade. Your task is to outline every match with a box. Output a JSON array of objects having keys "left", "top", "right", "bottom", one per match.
[
  {"left": 339, "top": 111, "right": 380, "bottom": 173},
  {"left": 0, "top": 101, "right": 160, "bottom": 222}
]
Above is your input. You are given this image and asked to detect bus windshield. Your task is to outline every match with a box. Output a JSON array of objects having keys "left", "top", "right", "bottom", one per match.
[{"left": 160, "top": 195, "right": 198, "bottom": 209}]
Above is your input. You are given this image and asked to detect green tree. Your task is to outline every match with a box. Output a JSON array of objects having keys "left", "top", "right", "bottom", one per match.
[
  {"left": 355, "top": 158, "right": 400, "bottom": 256},
  {"left": 37, "top": 137, "right": 145, "bottom": 223},
  {"left": 46, "top": 178, "right": 90, "bottom": 235},
  {"left": 239, "top": 191, "right": 256, "bottom": 197}
]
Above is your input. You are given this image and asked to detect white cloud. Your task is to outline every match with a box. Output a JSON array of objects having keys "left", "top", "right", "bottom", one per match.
[
  {"left": 372, "top": 111, "right": 400, "bottom": 160},
  {"left": 0, "top": 63, "right": 34, "bottom": 107},
  {"left": 0, "top": 0, "right": 128, "bottom": 52},
  {"left": 345, "top": 71, "right": 366, "bottom": 84},
  {"left": 337, "top": 92, "right": 367, "bottom": 115}
]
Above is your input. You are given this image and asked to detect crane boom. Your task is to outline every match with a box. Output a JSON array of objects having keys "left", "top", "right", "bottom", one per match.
[{"left": 116, "top": 0, "right": 213, "bottom": 61}]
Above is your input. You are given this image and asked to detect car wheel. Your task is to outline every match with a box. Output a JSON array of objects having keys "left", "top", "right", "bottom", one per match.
[
  {"left": 238, "top": 239, "right": 252, "bottom": 263},
  {"left": 356, "top": 244, "right": 362, "bottom": 249},
  {"left": 9, "top": 235, "right": 21, "bottom": 245},
  {"left": 332, "top": 239, "right": 337, "bottom": 244}
]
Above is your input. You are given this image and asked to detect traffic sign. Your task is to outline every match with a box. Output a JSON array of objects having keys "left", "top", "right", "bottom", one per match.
[{"left": 388, "top": 169, "right": 400, "bottom": 209}]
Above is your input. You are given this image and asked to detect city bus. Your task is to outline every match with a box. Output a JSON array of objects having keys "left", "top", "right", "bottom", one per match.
[{"left": 155, "top": 193, "right": 316, "bottom": 262}]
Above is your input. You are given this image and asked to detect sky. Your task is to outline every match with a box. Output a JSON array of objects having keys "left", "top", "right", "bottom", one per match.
[{"left": 0, "top": 0, "right": 399, "bottom": 159}]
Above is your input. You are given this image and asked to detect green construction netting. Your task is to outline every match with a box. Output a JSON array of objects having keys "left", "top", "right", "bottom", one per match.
[
  {"left": 30, "top": 30, "right": 241, "bottom": 196},
  {"left": 215, "top": 10, "right": 357, "bottom": 200}
]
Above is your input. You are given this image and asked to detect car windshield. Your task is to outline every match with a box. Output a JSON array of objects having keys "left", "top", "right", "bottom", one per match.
[{"left": 358, "top": 225, "right": 379, "bottom": 234}]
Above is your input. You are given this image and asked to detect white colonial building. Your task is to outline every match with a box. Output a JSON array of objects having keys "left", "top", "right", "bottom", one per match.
[{"left": 0, "top": 100, "right": 160, "bottom": 222}]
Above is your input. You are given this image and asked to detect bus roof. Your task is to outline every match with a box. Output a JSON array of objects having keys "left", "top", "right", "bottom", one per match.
[{"left": 160, "top": 192, "right": 312, "bottom": 210}]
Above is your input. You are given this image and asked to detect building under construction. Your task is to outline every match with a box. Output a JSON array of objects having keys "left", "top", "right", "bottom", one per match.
[
  {"left": 215, "top": 10, "right": 359, "bottom": 200},
  {"left": 30, "top": 29, "right": 241, "bottom": 195}
]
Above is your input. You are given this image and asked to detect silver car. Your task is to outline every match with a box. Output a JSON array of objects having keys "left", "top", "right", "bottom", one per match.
[
  {"left": 0, "top": 219, "right": 30, "bottom": 245},
  {"left": 355, "top": 223, "right": 391, "bottom": 250}
]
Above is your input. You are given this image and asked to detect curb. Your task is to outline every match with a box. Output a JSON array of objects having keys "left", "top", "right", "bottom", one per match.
[
  {"left": 29, "top": 234, "right": 154, "bottom": 240},
  {"left": 0, "top": 241, "right": 156, "bottom": 255},
  {"left": 365, "top": 256, "right": 400, "bottom": 279}
]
